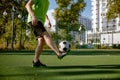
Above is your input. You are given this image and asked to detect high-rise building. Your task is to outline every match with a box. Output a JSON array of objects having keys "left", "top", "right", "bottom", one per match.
[
  {"left": 79, "top": 16, "right": 92, "bottom": 44},
  {"left": 91, "top": 0, "right": 120, "bottom": 45}
]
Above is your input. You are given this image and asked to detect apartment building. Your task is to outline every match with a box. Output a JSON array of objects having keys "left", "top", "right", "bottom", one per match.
[
  {"left": 79, "top": 16, "right": 92, "bottom": 44},
  {"left": 91, "top": 0, "right": 120, "bottom": 45}
]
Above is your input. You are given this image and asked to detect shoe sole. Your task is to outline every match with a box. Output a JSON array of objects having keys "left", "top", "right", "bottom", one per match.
[{"left": 33, "top": 65, "right": 47, "bottom": 68}]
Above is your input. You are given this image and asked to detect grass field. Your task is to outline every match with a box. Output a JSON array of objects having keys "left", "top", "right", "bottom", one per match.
[{"left": 0, "top": 51, "right": 120, "bottom": 80}]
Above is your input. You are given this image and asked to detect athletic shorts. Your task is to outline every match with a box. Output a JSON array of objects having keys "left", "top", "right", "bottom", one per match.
[{"left": 28, "top": 21, "right": 46, "bottom": 38}]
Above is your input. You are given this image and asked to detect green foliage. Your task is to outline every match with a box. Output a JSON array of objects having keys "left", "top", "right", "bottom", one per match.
[
  {"left": 112, "top": 44, "right": 120, "bottom": 49},
  {"left": 100, "top": 45, "right": 108, "bottom": 49},
  {"left": 55, "top": 0, "right": 86, "bottom": 40},
  {"left": 55, "top": 0, "right": 86, "bottom": 30},
  {"left": 106, "top": 0, "right": 120, "bottom": 21},
  {"left": 0, "top": 0, "right": 31, "bottom": 49}
]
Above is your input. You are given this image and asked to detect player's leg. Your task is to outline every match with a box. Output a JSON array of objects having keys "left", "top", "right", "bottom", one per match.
[
  {"left": 28, "top": 21, "right": 47, "bottom": 67},
  {"left": 33, "top": 37, "right": 47, "bottom": 67},
  {"left": 33, "top": 21, "right": 61, "bottom": 57},
  {"left": 42, "top": 31, "right": 67, "bottom": 59},
  {"left": 34, "top": 37, "right": 45, "bottom": 63},
  {"left": 42, "top": 31, "right": 61, "bottom": 56}
]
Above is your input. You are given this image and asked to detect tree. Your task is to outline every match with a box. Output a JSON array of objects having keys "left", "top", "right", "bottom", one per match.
[
  {"left": 55, "top": 0, "right": 86, "bottom": 40},
  {"left": 0, "top": 0, "right": 28, "bottom": 49},
  {"left": 106, "top": 0, "right": 120, "bottom": 22}
]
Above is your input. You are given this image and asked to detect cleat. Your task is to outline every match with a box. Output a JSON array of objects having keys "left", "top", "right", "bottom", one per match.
[
  {"left": 33, "top": 60, "right": 47, "bottom": 67},
  {"left": 57, "top": 52, "right": 67, "bottom": 60}
]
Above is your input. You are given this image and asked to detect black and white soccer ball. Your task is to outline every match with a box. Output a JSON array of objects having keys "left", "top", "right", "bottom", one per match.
[{"left": 59, "top": 40, "right": 71, "bottom": 53}]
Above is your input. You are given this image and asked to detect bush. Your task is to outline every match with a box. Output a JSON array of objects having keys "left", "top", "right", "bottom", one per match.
[
  {"left": 112, "top": 44, "right": 120, "bottom": 49},
  {"left": 75, "top": 43, "right": 81, "bottom": 49},
  {"left": 118, "top": 44, "right": 120, "bottom": 49},
  {"left": 100, "top": 45, "right": 108, "bottom": 49},
  {"left": 95, "top": 45, "right": 100, "bottom": 49}
]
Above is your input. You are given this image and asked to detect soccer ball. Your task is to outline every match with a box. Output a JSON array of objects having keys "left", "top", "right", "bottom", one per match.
[{"left": 59, "top": 40, "right": 71, "bottom": 53}]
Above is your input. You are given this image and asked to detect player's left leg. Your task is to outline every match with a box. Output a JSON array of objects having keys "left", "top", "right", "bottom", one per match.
[
  {"left": 33, "top": 37, "right": 47, "bottom": 67},
  {"left": 34, "top": 37, "right": 45, "bottom": 63}
]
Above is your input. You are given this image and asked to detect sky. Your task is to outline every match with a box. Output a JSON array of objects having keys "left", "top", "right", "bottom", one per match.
[{"left": 48, "top": 0, "right": 92, "bottom": 19}]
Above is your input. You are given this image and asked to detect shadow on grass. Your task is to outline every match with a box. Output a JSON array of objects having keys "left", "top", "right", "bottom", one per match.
[
  {"left": 0, "top": 70, "right": 119, "bottom": 76},
  {"left": 0, "top": 70, "right": 120, "bottom": 80},
  {"left": 0, "top": 64, "right": 120, "bottom": 80},
  {"left": 47, "top": 64, "right": 120, "bottom": 69}
]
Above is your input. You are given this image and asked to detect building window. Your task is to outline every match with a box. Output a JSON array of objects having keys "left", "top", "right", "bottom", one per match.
[
  {"left": 102, "top": 3, "right": 106, "bottom": 6},
  {"left": 102, "top": 8, "right": 106, "bottom": 11},
  {"left": 113, "top": 19, "right": 116, "bottom": 22},
  {"left": 101, "top": 13, "right": 106, "bottom": 16},
  {"left": 103, "top": 38, "right": 105, "bottom": 40}
]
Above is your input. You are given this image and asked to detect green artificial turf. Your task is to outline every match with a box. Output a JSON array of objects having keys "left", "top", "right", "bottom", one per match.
[{"left": 0, "top": 54, "right": 120, "bottom": 80}]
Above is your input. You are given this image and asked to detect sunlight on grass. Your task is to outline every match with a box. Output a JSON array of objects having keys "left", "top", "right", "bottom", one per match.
[{"left": 0, "top": 55, "right": 120, "bottom": 80}]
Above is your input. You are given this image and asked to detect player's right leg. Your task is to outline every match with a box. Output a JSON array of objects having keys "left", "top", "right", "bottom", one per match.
[{"left": 42, "top": 31, "right": 66, "bottom": 59}]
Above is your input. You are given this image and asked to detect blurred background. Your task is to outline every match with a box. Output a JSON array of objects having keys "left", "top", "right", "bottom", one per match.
[{"left": 0, "top": 0, "right": 120, "bottom": 50}]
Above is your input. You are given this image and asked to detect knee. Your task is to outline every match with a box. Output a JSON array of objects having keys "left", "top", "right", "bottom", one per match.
[
  {"left": 38, "top": 38, "right": 45, "bottom": 45},
  {"left": 38, "top": 38, "right": 44, "bottom": 41}
]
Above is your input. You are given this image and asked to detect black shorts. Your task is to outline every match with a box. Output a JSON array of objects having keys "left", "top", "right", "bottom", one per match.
[{"left": 28, "top": 21, "right": 46, "bottom": 38}]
